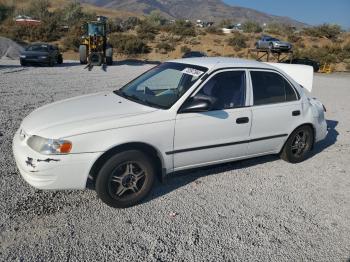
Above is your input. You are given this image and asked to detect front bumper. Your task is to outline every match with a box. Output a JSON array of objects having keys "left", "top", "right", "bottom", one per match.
[
  {"left": 20, "top": 57, "right": 50, "bottom": 64},
  {"left": 12, "top": 130, "right": 100, "bottom": 190}
]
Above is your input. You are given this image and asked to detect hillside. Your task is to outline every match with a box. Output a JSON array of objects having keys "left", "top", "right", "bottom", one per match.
[{"left": 78, "top": 0, "right": 305, "bottom": 27}]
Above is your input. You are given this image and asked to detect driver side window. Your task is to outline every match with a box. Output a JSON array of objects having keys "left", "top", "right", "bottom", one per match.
[{"left": 196, "top": 70, "right": 246, "bottom": 110}]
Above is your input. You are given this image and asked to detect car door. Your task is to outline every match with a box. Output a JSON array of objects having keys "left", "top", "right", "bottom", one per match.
[
  {"left": 172, "top": 69, "right": 252, "bottom": 171},
  {"left": 247, "top": 70, "right": 301, "bottom": 155}
]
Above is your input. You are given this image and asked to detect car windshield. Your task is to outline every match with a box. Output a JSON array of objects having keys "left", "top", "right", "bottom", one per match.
[
  {"left": 267, "top": 37, "right": 279, "bottom": 41},
  {"left": 88, "top": 23, "right": 104, "bottom": 36},
  {"left": 114, "top": 62, "right": 208, "bottom": 109},
  {"left": 26, "top": 44, "right": 48, "bottom": 52}
]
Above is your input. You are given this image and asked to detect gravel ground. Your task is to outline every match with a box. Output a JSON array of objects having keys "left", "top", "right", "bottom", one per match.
[{"left": 0, "top": 59, "right": 349, "bottom": 261}]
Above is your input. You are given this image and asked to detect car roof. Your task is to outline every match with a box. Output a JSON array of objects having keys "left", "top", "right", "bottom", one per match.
[{"left": 168, "top": 57, "right": 276, "bottom": 71}]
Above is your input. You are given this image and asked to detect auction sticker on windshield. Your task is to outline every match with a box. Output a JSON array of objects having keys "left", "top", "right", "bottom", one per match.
[{"left": 181, "top": 68, "right": 204, "bottom": 77}]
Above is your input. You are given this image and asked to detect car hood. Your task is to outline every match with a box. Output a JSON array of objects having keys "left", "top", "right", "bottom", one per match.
[
  {"left": 21, "top": 50, "right": 49, "bottom": 56},
  {"left": 274, "top": 41, "right": 290, "bottom": 45},
  {"left": 21, "top": 92, "right": 158, "bottom": 138}
]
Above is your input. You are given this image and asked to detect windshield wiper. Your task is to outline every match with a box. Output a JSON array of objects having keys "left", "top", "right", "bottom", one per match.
[{"left": 114, "top": 90, "right": 165, "bottom": 109}]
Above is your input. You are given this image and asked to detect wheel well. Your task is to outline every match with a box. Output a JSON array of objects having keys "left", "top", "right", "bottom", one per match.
[
  {"left": 87, "top": 142, "right": 164, "bottom": 188},
  {"left": 280, "top": 123, "right": 316, "bottom": 154}
]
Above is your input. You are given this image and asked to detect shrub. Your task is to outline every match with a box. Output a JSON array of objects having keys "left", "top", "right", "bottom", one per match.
[
  {"left": 136, "top": 20, "right": 159, "bottom": 41},
  {"left": 109, "top": 34, "right": 151, "bottom": 55},
  {"left": 206, "top": 26, "right": 223, "bottom": 35},
  {"left": 219, "top": 19, "right": 232, "bottom": 28},
  {"left": 147, "top": 10, "right": 168, "bottom": 27},
  {"left": 227, "top": 32, "right": 248, "bottom": 50},
  {"left": 26, "top": 0, "right": 50, "bottom": 20},
  {"left": 155, "top": 42, "right": 175, "bottom": 54},
  {"left": 242, "top": 21, "right": 262, "bottom": 33},
  {"left": 180, "top": 45, "right": 191, "bottom": 53},
  {"left": 303, "top": 24, "right": 342, "bottom": 40},
  {"left": 0, "top": 3, "right": 14, "bottom": 22},
  {"left": 166, "top": 20, "right": 196, "bottom": 38},
  {"left": 63, "top": 25, "right": 83, "bottom": 51},
  {"left": 266, "top": 23, "right": 294, "bottom": 36},
  {"left": 287, "top": 33, "right": 301, "bottom": 43}
]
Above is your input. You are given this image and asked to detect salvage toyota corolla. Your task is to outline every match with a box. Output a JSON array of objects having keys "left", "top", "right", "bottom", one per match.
[{"left": 13, "top": 58, "right": 327, "bottom": 208}]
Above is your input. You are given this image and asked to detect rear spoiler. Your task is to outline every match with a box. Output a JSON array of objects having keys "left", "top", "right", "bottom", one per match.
[{"left": 265, "top": 63, "right": 314, "bottom": 92}]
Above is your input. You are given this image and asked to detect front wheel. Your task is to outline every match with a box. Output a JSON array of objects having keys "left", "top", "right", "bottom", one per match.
[
  {"left": 57, "top": 54, "right": 63, "bottom": 64},
  {"left": 95, "top": 150, "right": 156, "bottom": 208},
  {"left": 280, "top": 125, "right": 314, "bottom": 163}
]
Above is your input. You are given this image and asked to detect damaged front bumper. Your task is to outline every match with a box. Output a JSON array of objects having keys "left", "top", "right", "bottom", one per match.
[{"left": 12, "top": 130, "right": 100, "bottom": 190}]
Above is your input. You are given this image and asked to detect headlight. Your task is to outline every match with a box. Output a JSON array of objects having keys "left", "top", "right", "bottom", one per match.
[
  {"left": 20, "top": 55, "right": 26, "bottom": 58},
  {"left": 39, "top": 56, "right": 48, "bottom": 59},
  {"left": 27, "top": 135, "right": 72, "bottom": 154}
]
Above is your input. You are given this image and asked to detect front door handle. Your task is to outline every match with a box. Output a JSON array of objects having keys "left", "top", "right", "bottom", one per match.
[
  {"left": 292, "top": 110, "right": 301, "bottom": 116},
  {"left": 236, "top": 117, "right": 249, "bottom": 124}
]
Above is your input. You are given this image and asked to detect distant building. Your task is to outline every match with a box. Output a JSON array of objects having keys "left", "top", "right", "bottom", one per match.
[
  {"left": 222, "top": 23, "right": 243, "bottom": 33},
  {"left": 196, "top": 20, "right": 214, "bottom": 28},
  {"left": 15, "top": 15, "right": 41, "bottom": 26}
]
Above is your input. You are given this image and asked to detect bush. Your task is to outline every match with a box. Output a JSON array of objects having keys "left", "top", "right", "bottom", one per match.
[
  {"left": 136, "top": 20, "right": 159, "bottom": 41},
  {"left": 266, "top": 23, "right": 294, "bottom": 36},
  {"left": 155, "top": 42, "right": 175, "bottom": 54},
  {"left": 205, "top": 26, "right": 223, "bottom": 35},
  {"left": 180, "top": 45, "right": 191, "bottom": 53},
  {"left": 0, "top": 3, "right": 14, "bottom": 22},
  {"left": 303, "top": 24, "right": 342, "bottom": 40},
  {"left": 63, "top": 25, "right": 83, "bottom": 51},
  {"left": 109, "top": 34, "right": 151, "bottom": 55},
  {"left": 227, "top": 32, "right": 247, "bottom": 50},
  {"left": 242, "top": 21, "right": 262, "bottom": 33},
  {"left": 166, "top": 20, "right": 196, "bottom": 38},
  {"left": 26, "top": 0, "right": 50, "bottom": 20}
]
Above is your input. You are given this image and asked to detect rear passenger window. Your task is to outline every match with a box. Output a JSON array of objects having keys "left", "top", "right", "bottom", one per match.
[{"left": 251, "top": 71, "right": 297, "bottom": 105}]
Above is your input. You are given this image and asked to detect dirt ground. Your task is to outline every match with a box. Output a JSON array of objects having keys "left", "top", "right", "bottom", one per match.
[{"left": 0, "top": 59, "right": 349, "bottom": 261}]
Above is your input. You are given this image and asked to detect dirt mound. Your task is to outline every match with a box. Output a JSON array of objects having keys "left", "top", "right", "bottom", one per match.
[{"left": 0, "top": 37, "right": 24, "bottom": 59}]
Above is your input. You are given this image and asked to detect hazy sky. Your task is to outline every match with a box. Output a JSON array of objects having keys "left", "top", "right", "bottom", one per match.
[{"left": 224, "top": 0, "right": 350, "bottom": 28}]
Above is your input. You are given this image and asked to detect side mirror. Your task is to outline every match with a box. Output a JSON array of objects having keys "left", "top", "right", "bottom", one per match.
[{"left": 180, "top": 98, "right": 212, "bottom": 113}]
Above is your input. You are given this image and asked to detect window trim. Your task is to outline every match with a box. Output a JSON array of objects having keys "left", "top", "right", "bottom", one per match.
[
  {"left": 178, "top": 68, "right": 249, "bottom": 113},
  {"left": 248, "top": 69, "right": 300, "bottom": 107}
]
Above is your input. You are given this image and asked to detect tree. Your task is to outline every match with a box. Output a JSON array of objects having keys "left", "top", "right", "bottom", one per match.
[
  {"left": 147, "top": 10, "right": 167, "bottom": 26},
  {"left": 242, "top": 21, "right": 262, "bottom": 33},
  {"left": 0, "top": 3, "right": 14, "bottom": 22},
  {"left": 303, "top": 24, "right": 342, "bottom": 40},
  {"left": 27, "top": 0, "right": 50, "bottom": 20}
]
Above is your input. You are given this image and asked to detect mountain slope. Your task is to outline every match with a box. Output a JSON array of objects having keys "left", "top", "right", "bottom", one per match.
[{"left": 78, "top": 0, "right": 305, "bottom": 26}]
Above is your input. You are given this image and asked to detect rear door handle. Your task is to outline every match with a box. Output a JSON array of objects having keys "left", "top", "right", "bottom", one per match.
[
  {"left": 236, "top": 117, "right": 249, "bottom": 124},
  {"left": 292, "top": 110, "right": 301, "bottom": 116}
]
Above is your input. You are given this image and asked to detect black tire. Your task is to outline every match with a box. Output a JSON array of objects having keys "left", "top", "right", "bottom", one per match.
[
  {"left": 95, "top": 150, "right": 156, "bottom": 208},
  {"left": 20, "top": 60, "right": 26, "bottom": 66},
  {"left": 57, "top": 54, "right": 63, "bottom": 64},
  {"left": 79, "top": 45, "right": 87, "bottom": 64},
  {"left": 48, "top": 58, "right": 54, "bottom": 67},
  {"left": 280, "top": 125, "right": 314, "bottom": 163}
]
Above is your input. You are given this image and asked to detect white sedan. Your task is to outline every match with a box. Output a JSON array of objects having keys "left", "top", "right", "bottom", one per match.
[{"left": 13, "top": 58, "right": 327, "bottom": 208}]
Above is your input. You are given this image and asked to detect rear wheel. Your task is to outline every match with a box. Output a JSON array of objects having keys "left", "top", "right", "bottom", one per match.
[
  {"left": 95, "top": 150, "right": 155, "bottom": 208},
  {"left": 20, "top": 60, "right": 26, "bottom": 66},
  {"left": 79, "top": 45, "right": 87, "bottom": 64},
  {"left": 280, "top": 125, "right": 314, "bottom": 163}
]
